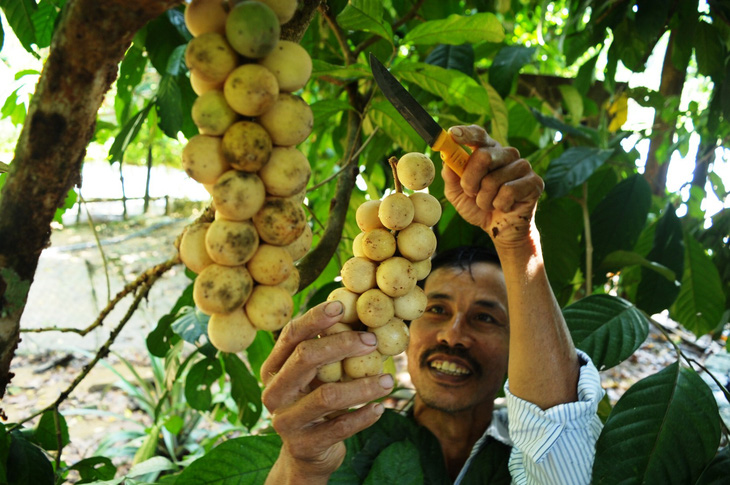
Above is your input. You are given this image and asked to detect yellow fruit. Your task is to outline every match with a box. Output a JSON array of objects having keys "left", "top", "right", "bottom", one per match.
[
  {"left": 224, "top": 64, "right": 279, "bottom": 116},
  {"left": 179, "top": 222, "right": 215, "bottom": 274},
  {"left": 185, "top": 32, "right": 238, "bottom": 83},
  {"left": 257, "top": 146, "right": 311, "bottom": 197},
  {"left": 343, "top": 349, "right": 383, "bottom": 379},
  {"left": 396, "top": 152, "right": 435, "bottom": 190},
  {"left": 205, "top": 219, "right": 259, "bottom": 266},
  {"left": 247, "top": 244, "right": 294, "bottom": 285},
  {"left": 190, "top": 71, "right": 224, "bottom": 96},
  {"left": 221, "top": 121, "right": 272, "bottom": 172},
  {"left": 226, "top": 1, "right": 280, "bottom": 58},
  {"left": 259, "top": 41, "right": 312, "bottom": 92},
  {"left": 184, "top": 0, "right": 227, "bottom": 37},
  {"left": 245, "top": 285, "right": 293, "bottom": 331},
  {"left": 211, "top": 170, "right": 266, "bottom": 221},
  {"left": 258, "top": 93, "right": 313, "bottom": 147},
  {"left": 207, "top": 308, "right": 257, "bottom": 353},
  {"left": 182, "top": 135, "right": 229, "bottom": 185},
  {"left": 253, "top": 197, "right": 307, "bottom": 246},
  {"left": 191, "top": 90, "right": 239, "bottom": 136},
  {"left": 193, "top": 264, "right": 253, "bottom": 315}
]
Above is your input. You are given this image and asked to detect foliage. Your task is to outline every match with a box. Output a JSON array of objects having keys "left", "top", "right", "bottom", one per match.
[{"left": 1, "top": 0, "right": 729, "bottom": 483}]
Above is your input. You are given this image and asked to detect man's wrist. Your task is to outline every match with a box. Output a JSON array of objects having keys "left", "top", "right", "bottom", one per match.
[{"left": 266, "top": 451, "right": 336, "bottom": 485}]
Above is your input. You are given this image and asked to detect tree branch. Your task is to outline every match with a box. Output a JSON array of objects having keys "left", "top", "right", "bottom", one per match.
[{"left": 0, "top": 0, "right": 182, "bottom": 400}]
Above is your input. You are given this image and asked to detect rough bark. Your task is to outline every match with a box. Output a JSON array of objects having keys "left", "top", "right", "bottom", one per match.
[{"left": 0, "top": 0, "right": 182, "bottom": 400}]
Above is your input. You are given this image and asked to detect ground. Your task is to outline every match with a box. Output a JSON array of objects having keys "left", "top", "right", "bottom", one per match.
[{"left": 2, "top": 205, "right": 729, "bottom": 482}]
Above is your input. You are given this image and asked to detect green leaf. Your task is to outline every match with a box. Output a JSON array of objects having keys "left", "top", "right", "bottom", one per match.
[
  {"left": 600, "top": 250, "right": 676, "bottom": 282},
  {"left": 32, "top": 409, "right": 69, "bottom": 451},
  {"left": 145, "top": 10, "right": 188, "bottom": 75},
  {"left": 544, "top": 147, "right": 614, "bottom": 199},
  {"left": 245, "top": 330, "right": 275, "bottom": 381},
  {"left": 30, "top": 0, "right": 57, "bottom": 49},
  {"left": 312, "top": 60, "right": 371, "bottom": 81},
  {"left": 424, "top": 44, "right": 474, "bottom": 76},
  {"left": 68, "top": 456, "right": 117, "bottom": 484},
  {"left": 128, "top": 456, "right": 176, "bottom": 478},
  {"left": 147, "top": 283, "right": 192, "bottom": 357},
  {"left": 108, "top": 103, "right": 153, "bottom": 164},
  {"left": 223, "top": 353, "right": 262, "bottom": 429},
  {"left": 116, "top": 44, "right": 147, "bottom": 123},
  {"left": 696, "top": 447, "right": 730, "bottom": 484},
  {"left": 482, "top": 80, "right": 508, "bottom": 146},
  {"left": 489, "top": 45, "right": 535, "bottom": 98},
  {"left": 593, "top": 362, "right": 721, "bottom": 484},
  {"left": 694, "top": 21, "right": 725, "bottom": 79},
  {"left": 0, "top": 424, "right": 10, "bottom": 483},
  {"left": 403, "top": 12, "right": 504, "bottom": 45},
  {"left": 175, "top": 434, "right": 281, "bottom": 484},
  {"left": 563, "top": 294, "right": 649, "bottom": 370},
  {"left": 590, "top": 174, "right": 652, "bottom": 271},
  {"left": 635, "top": 204, "right": 684, "bottom": 315},
  {"left": 530, "top": 107, "right": 594, "bottom": 140},
  {"left": 185, "top": 358, "right": 223, "bottom": 411},
  {"left": 0, "top": 0, "right": 38, "bottom": 57},
  {"left": 336, "top": 0, "right": 392, "bottom": 43},
  {"left": 367, "top": 100, "right": 426, "bottom": 153},
  {"left": 364, "top": 440, "right": 424, "bottom": 485},
  {"left": 171, "top": 307, "right": 208, "bottom": 345},
  {"left": 155, "top": 74, "right": 183, "bottom": 138},
  {"left": 311, "top": 98, "right": 352, "bottom": 130},
  {"left": 6, "top": 432, "right": 54, "bottom": 484},
  {"left": 670, "top": 233, "right": 725, "bottom": 338},
  {"left": 558, "top": 84, "right": 583, "bottom": 124},
  {"left": 0, "top": 268, "right": 30, "bottom": 318},
  {"left": 132, "top": 424, "right": 161, "bottom": 466},
  {"left": 394, "top": 62, "right": 491, "bottom": 116},
  {"left": 634, "top": 0, "right": 670, "bottom": 44},
  {"left": 0, "top": 16, "right": 4, "bottom": 52},
  {"left": 53, "top": 186, "right": 77, "bottom": 224}
]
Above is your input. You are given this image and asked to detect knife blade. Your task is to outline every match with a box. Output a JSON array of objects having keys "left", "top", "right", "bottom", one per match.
[{"left": 369, "top": 53, "right": 470, "bottom": 177}]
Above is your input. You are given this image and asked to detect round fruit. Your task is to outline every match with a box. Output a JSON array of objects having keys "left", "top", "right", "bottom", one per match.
[
  {"left": 207, "top": 308, "right": 257, "bottom": 353},
  {"left": 343, "top": 349, "right": 383, "bottom": 378},
  {"left": 185, "top": 32, "right": 238, "bottom": 83},
  {"left": 412, "top": 258, "right": 432, "bottom": 281},
  {"left": 409, "top": 192, "right": 442, "bottom": 227},
  {"left": 352, "top": 232, "right": 366, "bottom": 258},
  {"left": 193, "top": 264, "right": 253, "bottom": 315},
  {"left": 356, "top": 200, "right": 384, "bottom": 232},
  {"left": 192, "top": 90, "right": 238, "bottom": 136},
  {"left": 245, "top": 285, "right": 293, "bottom": 331},
  {"left": 356, "top": 288, "right": 394, "bottom": 328},
  {"left": 211, "top": 170, "right": 266, "bottom": 221},
  {"left": 205, "top": 219, "right": 259, "bottom": 266},
  {"left": 393, "top": 286, "right": 428, "bottom": 320},
  {"left": 317, "top": 361, "right": 342, "bottom": 383},
  {"left": 247, "top": 244, "right": 294, "bottom": 285},
  {"left": 182, "top": 135, "right": 229, "bottom": 184},
  {"left": 253, "top": 197, "right": 307, "bottom": 246},
  {"left": 341, "top": 257, "right": 377, "bottom": 294},
  {"left": 190, "top": 71, "right": 224, "bottom": 96},
  {"left": 396, "top": 223, "right": 437, "bottom": 262},
  {"left": 370, "top": 317, "right": 409, "bottom": 356},
  {"left": 179, "top": 222, "right": 215, "bottom": 274},
  {"left": 326, "top": 287, "right": 359, "bottom": 324},
  {"left": 221, "top": 120, "right": 272, "bottom": 172},
  {"left": 378, "top": 192, "right": 414, "bottom": 231},
  {"left": 361, "top": 228, "right": 396, "bottom": 262},
  {"left": 282, "top": 223, "right": 312, "bottom": 261},
  {"left": 277, "top": 266, "right": 301, "bottom": 295},
  {"left": 224, "top": 64, "right": 279, "bottom": 116},
  {"left": 226, "top": 1, "right": 280, "bottom": 58},
  {"left": 258, "top": 93, "right": 313, "bottom": 146},
  {"left": 258, "top": 0, "right": 298, "bottom": 24},
  {"left": 375, "top": 257, "right": 416, "bottom": 297},
  {"left": 259, "top": 40, "right": 312, "bottom": 92},
  {"left": 184, "top": 0, "right": 227, "bottom": 37},
  {"left": 396, "top": 152, "right": 435, "bottom": 190},
  {"left": 258, "top": 146, "right": 311, "bottom": 197}
]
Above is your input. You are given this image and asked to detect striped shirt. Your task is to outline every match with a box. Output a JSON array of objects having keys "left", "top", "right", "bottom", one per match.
[{"left": 454, "top": 351, "right": 604, "bottom": 484}]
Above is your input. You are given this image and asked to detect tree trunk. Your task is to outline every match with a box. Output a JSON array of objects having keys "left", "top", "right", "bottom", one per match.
[
  {"left": 0, "top": 0, "right": 181, "bottom": 400},
  {"left": 643, "top": 30, "right": 689, "bottom": 195}
]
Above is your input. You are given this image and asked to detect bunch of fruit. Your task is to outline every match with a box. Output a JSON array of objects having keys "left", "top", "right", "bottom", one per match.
[
  {"left": 177, "top": 0, "right": 314, "bottom": 354},
  {"left": 319, "top": 153, "right": 442, "bottom": 382}
]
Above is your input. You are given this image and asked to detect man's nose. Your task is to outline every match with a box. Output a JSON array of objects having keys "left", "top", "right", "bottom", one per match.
[{"left": 437, "top": 313, "right": 471, "bottom": 348}]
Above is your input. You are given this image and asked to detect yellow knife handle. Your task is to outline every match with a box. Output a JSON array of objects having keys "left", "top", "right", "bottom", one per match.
[{"left": 432, "top": 130, "right": 470, "bottom": 177}]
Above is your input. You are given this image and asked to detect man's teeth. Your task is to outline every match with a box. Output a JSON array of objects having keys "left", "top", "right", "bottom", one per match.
[{"left": 430, "top": 360, "right": 470, "bottom": 376}]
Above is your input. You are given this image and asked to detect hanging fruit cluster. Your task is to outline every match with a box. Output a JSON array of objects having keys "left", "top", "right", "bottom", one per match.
[
  {"left": 319, "top": 153, "right": 442, "bottom": 382},
  {"left": 178, "top": 0, "right": 314, "bottom": 354}
]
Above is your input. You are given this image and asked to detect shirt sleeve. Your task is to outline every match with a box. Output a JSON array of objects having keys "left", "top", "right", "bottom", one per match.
[{"left": 503, "top": 350, "right": 604, "bottom": 485}]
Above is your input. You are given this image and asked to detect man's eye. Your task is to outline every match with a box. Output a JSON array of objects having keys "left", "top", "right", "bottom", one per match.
[
  {"left": 426, "top": 305, "right": 446, "bottom": 315},
  {"left": 474, "top": 313, "right": 498, "bottom": 324}
]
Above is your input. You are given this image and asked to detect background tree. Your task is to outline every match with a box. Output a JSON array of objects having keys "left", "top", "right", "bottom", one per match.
[{"left": 0, "top": 0, "right": 728, "bottom": 483}]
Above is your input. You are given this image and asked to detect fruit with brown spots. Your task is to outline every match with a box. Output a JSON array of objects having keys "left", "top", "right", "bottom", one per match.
[
  {"left": 182, "top": 135, "right": 229, "bottom": 185},
  {"left": 193, "top": 264, "right": 253, "bottom": 315},
  {"left": 224, "top": 64, "right": 279, "bottom": 116},
  {"left": 205, "top": 219, "right": 259, "bottom": 266},
  {"left": 226, "top": 1, "right": 280, "bottom": 59},
  {"left": 211, "top": 170, "right": 266, "bottom": 221},
  {"left": 192, "top": 90, "right": 239, "bottom": 136},
  {"left": 185, "top": 32, "right": 238, "bottom": 83},
  {"left": 257, "top": 93, "right": 313, "bottom": 147},
  {"left": 257, "top": 146, "right": 311, "bottom": 197},
  {"left": 253, "top": 197, "right": 306, "bottom": 246},
  {"left": 259, "top": 40, "right": 312, "bottom": 92},
  {"left": 221, "top": 120, "right": 272, "bottom": 172}
]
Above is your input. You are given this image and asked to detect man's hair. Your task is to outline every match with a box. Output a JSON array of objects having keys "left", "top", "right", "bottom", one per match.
[{"left": 430, "top": 245, "right": 501, "bottom": 273}]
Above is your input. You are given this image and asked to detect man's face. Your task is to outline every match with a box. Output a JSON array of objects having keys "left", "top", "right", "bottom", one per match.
[{"left": 406, "top": 261, "right": 509, "bottom": 414}]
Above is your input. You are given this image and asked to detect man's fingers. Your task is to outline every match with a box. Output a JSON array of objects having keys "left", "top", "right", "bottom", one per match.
[
  {"left": 460, "top": 146, "right": 521, "bottom": 198},
  {"left": 448, "top": 124, "right": 499, "bottom": 149},
  {"left": 474, "top": 158, "right": 535, "bottom": 212},
  {"left": 490, "top": 172, "right": 545, "bottom": 213},
  {"left": 271, "top": 374, "right": 393, "bottom": 434},
  {"left": 261, "top": 331, "right": 379, "bottom": 411},
  {"left": 261, "top": 301, "right": 344, "bottom": 385}
]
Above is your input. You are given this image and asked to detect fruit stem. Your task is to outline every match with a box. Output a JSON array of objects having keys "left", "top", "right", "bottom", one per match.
[{"left": 388, "top": 156, "right": 402, "bottom": 194}]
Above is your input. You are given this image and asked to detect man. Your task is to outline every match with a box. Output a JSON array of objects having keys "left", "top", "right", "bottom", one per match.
[{"left": 260, "top": 125, "right": 603, "bottom": 483}]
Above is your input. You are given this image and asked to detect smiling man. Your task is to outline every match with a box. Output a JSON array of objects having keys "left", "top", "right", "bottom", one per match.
[{"left": 261, "top": 125, "right": 603, "bottom": 484}]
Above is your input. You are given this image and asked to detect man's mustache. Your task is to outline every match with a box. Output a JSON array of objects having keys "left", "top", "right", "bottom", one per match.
[{"left": 419, "top": 344, "right": 483, "bottom": 377}]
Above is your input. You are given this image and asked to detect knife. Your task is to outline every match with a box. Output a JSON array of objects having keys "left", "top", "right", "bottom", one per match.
[{"left": 369, "top": 53, "right": 470, "bottom": 177}]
